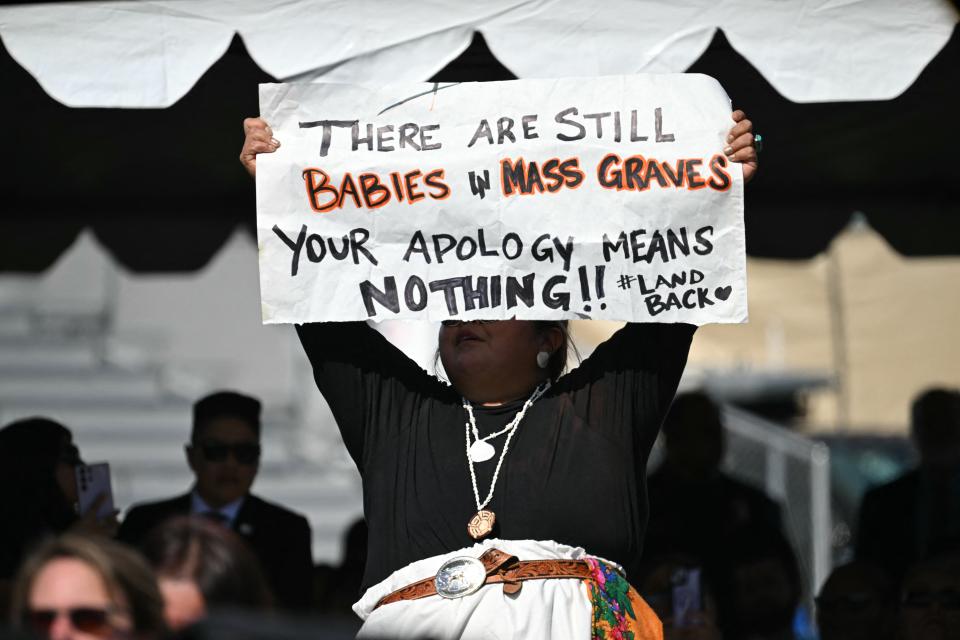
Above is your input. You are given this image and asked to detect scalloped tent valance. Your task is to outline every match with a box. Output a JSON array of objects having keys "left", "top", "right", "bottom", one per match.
[
  {"left": 1, "top": 0, "right": 956, "bottom": 106},
  {"left": 1, "top": 1, "right": 958, "bottom": 272}
]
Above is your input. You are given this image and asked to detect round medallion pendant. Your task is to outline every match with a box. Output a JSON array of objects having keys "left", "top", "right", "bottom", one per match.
[
  {"left": 468, "top": 440, "right": 496, "bottom": 462},
  {"left": 467, "top": 509, "right": 496, "bottom": 540}
]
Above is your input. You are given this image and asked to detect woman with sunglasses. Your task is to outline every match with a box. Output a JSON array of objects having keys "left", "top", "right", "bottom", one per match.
[
  {"left": 10, "top": 534, "right": 166, "bottom": 640},
  {"left": 240, "top": 108, "right": 757, "bottom": 639}
]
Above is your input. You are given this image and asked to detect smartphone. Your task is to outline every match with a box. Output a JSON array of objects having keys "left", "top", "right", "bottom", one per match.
[
  {"left": 75, "top": 462, "right": 114, "bottom": 519},
  {"left": 671, "top": 567, "right": 702, "bottom": 628}
]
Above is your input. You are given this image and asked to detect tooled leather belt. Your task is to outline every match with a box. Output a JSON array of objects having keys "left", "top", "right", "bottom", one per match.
[{"left": 375, "top": 548, "right": 594, "bottom": 609}]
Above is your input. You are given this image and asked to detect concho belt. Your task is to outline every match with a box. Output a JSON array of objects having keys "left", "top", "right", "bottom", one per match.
[{"left": 375, "top": 548, "right": 594, "bottom": 609}]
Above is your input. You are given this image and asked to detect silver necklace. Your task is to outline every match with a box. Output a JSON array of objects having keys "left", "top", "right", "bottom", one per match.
[{"left": 462, "top": 381, "right": 550, "bottom": 539}]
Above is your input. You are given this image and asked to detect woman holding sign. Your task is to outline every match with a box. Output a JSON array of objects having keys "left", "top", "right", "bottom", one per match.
[{"left": 241, "top": 110, "right": 757, "bottom": 639}]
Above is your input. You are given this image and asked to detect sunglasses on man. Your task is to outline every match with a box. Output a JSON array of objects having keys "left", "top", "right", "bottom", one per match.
[
  {"left": 195, "top": 442, "right": 261, "bottom": 465},
  {"left": 23, "top": 607, "right": 116, "bottom": 636}
]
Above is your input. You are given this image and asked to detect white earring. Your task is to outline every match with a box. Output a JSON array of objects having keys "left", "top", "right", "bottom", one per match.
[{"left": 536, "top": 351, "right": 551, "bottom": 369}]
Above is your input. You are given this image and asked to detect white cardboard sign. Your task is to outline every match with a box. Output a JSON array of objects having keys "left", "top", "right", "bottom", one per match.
[{"left": 257, "top": 74, "right": 747, "bottom": 324}]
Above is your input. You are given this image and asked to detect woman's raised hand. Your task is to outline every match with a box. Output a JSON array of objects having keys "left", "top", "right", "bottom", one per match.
[
  {"left": 725, "top": 110, "right": 758, "bottom": 184},
  {"left": 239, "top": 117, "right": 280, "bottom": 178}
]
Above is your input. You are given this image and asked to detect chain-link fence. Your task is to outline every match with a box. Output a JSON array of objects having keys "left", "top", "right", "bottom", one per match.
[{"left": 720, "top": 404, "right": 832, "bottom": 600}]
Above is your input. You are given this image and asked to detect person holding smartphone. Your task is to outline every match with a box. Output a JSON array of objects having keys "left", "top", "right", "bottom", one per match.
[{"left": 0, "top": 417, "right": 117, "bottom": 593}]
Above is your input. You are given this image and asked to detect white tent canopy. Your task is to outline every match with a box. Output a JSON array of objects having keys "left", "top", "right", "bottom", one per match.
[{"left": 0, "top": 0, "right": 956, "bottom": 108}]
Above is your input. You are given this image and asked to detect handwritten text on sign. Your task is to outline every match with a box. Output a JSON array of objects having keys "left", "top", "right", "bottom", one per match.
[{"left": 256, "top": 75, "right": 747, "bottom": 324}]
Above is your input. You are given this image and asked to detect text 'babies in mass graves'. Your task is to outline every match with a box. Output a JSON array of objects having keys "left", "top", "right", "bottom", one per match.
[{"left": 295, "top": 107, "right": 731, "bottom": 212}]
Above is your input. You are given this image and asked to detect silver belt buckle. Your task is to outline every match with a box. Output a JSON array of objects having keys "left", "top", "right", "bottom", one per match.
[{"left": 434, "top": 556, "right": 487, "bottom": 599}]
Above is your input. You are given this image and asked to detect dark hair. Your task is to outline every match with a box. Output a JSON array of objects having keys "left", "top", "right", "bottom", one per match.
[
  {"left": 661, "top": 391, "right": 724, "bottom": 441},
  {"left": 901, "top": 551, "right": 960, "bottom": 593},
  {"left": 0, "top": 417, "right": 79, "bottom": 578},
  {"left": 142, "top": 516, "right": 273, "bottom": 611},
  {"left": 11, "top": 533, "right": 167, "bottom": 636},
  {"left": 533, "top": 320, "right": 577, "bottom": 381},
  {"left": 818, "top": 560, "right": 895, "bottom": 605},
  {"left": 910, "top": 387, "right": 960, "bottom": 446},
  {"left": 192, "top": 391, "right": 262, "bottom": 442},
  {"left": 720, "top": 525, "right": 802, "bottom": 636},
  {"left": 726, "top": 525, "right": 801, "bottom": 588}
]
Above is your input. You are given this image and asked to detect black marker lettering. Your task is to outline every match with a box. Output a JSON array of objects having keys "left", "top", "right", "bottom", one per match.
[
  {"left": 555, "top": 107, "right": 586, "bottom": 142},
  {"left": 655, "top": 107, "right": 675, "bottom": 142},
  {"left": 273, "top": 224, "right": 306, "bottom": 276},
  {"left": 360, "top": 277, "right": 400, "bottom": 317},
  {"left": 298, "top": 119, "right": 356, "bottom": 157},
  {"left": 404, "top": 275, "right": 427, "bottom": 311}
]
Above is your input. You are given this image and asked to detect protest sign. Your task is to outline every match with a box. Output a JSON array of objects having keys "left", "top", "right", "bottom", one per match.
[{"left": 257, "top": 74, "right": 747, "bottom": 324}]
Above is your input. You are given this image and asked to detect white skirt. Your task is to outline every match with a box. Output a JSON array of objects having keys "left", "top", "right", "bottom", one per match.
[{"left": 354, "top": 539, "right": 603, "bottom": 640}]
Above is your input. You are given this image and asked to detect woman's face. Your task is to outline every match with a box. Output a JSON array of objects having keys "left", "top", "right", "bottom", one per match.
[
  {"left": 26, "top": 557, "right": 133, "bottom": 640},
  {"left": 439, "top": 320, "right": 552, "bottom": 403}
]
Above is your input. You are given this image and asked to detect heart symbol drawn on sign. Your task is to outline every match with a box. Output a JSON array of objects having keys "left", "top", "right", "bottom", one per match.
[{"left": 715, "top": 286, "right": 732, "bottom": 301}]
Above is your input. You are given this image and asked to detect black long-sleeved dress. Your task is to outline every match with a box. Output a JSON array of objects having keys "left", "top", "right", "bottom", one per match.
[{"left": 297, "top": 321, "right": 694, "bottom": 590}]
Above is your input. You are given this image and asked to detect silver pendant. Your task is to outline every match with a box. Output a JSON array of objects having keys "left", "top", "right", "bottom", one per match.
[{"left": 469, "top": 440, "right": 496, "bottom": 462}]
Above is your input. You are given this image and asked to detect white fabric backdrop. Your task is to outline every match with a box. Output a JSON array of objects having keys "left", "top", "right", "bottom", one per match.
[{"left": 0, "top": 0, "right": 956, "bottom": 108}]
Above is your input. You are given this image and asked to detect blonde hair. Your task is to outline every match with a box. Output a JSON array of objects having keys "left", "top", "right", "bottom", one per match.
[{"left": 10, "top": 533, "right": 166, "bottom": 636}]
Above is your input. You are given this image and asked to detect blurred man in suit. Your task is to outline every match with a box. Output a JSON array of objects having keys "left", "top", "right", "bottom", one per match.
[
  {"left": 645, "top": 391, "right": 783, "bottom": 567},
  {"left": 857, "top": 387, "right": 960, "bottom": 581},
  {"left": 118, "top": 391, "right": 313, "bottom": 611}
]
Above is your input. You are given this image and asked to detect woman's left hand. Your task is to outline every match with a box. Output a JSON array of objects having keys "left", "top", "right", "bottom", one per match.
[{"left": 725, "top": 110, "right": 758, "bottom": 184}]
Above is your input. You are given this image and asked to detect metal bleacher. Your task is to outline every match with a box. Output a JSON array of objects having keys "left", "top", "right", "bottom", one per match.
[{"left": 0, "top": 303, "right": 363, "bottom": 564}]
